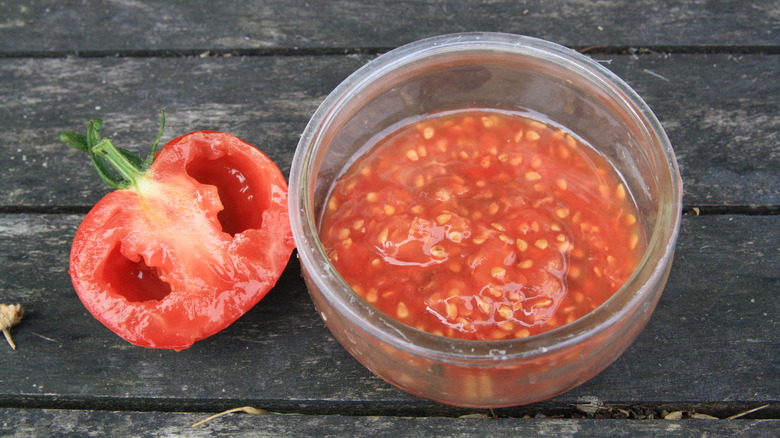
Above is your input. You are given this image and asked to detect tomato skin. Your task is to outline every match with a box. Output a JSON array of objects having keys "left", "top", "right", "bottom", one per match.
[{"left": 69, "top": 131, "right": 294, "bottom": 350}]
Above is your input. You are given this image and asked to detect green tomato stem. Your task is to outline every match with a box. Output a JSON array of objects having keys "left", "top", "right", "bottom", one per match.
[
  {"left": 59, "top": 110, "right": 166, "bottom": 190},
  {"left": 92, "top": 138, "right": 146, "bottom": 189}
]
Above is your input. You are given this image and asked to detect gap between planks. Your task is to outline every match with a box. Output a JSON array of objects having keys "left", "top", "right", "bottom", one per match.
[{"left": 1, "top": 45, "right": 779, "bottom": 60}]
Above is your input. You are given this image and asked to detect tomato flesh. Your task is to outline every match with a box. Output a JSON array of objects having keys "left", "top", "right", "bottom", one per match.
[{"left": 321, "top": 109, "right": 645, "bottom": 340}]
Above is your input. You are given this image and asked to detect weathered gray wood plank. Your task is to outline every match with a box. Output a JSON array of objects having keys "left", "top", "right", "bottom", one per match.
[
  {"left": 1, "top": 0, "right": 778, "bottom": 54},
  {"left": 1, "top": 408, "right": 778, "bottom": 438},
  {"left": 0, "top": 214, "right": 777, "bottom": 414},
  {"left": 0, "top": 54, "right": 777, "bottom": 210}
]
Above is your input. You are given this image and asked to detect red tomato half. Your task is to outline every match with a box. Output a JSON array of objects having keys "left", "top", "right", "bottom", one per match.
[{"left": 69, "top": 131, "right": 294, "bottom": 350}]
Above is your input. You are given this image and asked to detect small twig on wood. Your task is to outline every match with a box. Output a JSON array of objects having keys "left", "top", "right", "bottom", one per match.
[
  {"left": 725, "top": 404, "right": 770, "bottom": 420},
  {"left": 192, "top": 406, "right": 270, "bottom": 427},
  {"left": 1, "top": 303, "right": 24, "bottom": 350}
]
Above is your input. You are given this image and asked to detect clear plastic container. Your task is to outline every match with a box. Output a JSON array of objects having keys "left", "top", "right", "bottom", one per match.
[{"left": 288, "top": 33, "right": 682, "bottom": 407}]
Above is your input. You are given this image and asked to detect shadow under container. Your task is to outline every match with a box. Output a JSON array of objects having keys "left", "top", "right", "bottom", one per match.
[{"left": 289, "top": 33, "right": 682, "bottom": 408}]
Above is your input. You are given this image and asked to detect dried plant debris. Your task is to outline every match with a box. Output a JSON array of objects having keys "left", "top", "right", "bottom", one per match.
[
  {"left": 192, "top": 406, "right": 270, "bottom": 427},
  {"left": 726, "top": 404, "right": 770, "bottom": 419},
  {"left": 1, "top": 303, "right": 24, "bottom": 350}
]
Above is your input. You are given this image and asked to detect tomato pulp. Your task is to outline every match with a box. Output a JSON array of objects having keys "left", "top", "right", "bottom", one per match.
[{"left": 320, "top": 109, "right": 645, "bottom": 341}]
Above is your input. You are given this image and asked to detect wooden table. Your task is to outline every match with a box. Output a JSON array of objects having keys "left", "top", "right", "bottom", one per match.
[{"left": 1, "top": 1, "right": 777, "bottom": 436}]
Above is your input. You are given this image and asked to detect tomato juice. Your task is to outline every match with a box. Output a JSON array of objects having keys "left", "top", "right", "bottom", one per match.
[{"left": 320, "top": 109, "right": 645, "bottom": 341}]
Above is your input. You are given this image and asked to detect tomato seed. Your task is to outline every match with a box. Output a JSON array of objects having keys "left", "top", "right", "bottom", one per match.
[
  {"left": 436, "top": 213, "right": 452, "bottom": 224},
  {"left": 616, "top": 183, "right": 626, "bottom": 201},
  {"left": 430, "top": 245, "right": 446, "bottom": 259},
  {"left": 516, "top": 239, "right": 528, "bottom": 251},
  {"left": 629, "top": 233, "right": 639, "bottom": 250},
  {"left": 525, "top": 171, "right": 542, "bottom": 181},
  {"left": 498, "top": 305, "right": 513, "bottom": 319},
  {"left": 377, "top": 228, "right": 389, "bottom": 244},
  {"left": 491, "top": 267, "right": 506, "bottom": 280},
  {"left": 397, "top": 302, "right": 409, "bottom": 319}
]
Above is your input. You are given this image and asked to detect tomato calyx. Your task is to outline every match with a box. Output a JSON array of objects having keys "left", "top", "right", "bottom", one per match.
[{"left": 59, "top": 110, "right": 166, "bottom": 190}]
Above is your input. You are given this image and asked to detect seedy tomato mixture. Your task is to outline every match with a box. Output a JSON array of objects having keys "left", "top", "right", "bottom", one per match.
[{"left": 320, "top": 109, "right": 646, "bottom": 341}]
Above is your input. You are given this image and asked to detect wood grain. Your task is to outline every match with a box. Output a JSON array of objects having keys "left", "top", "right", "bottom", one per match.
[
  {"left": 0, "top": 54, "right": 777, "bottom": 210},
  {"left": 1, "top": 0, "right": 778, "bottom": 55},
  {"left": 0, "top": 214, "right": 776, "bottom": 414},
  {"left": 1, "top": 408, "right": 778, "bottom": 438}
]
